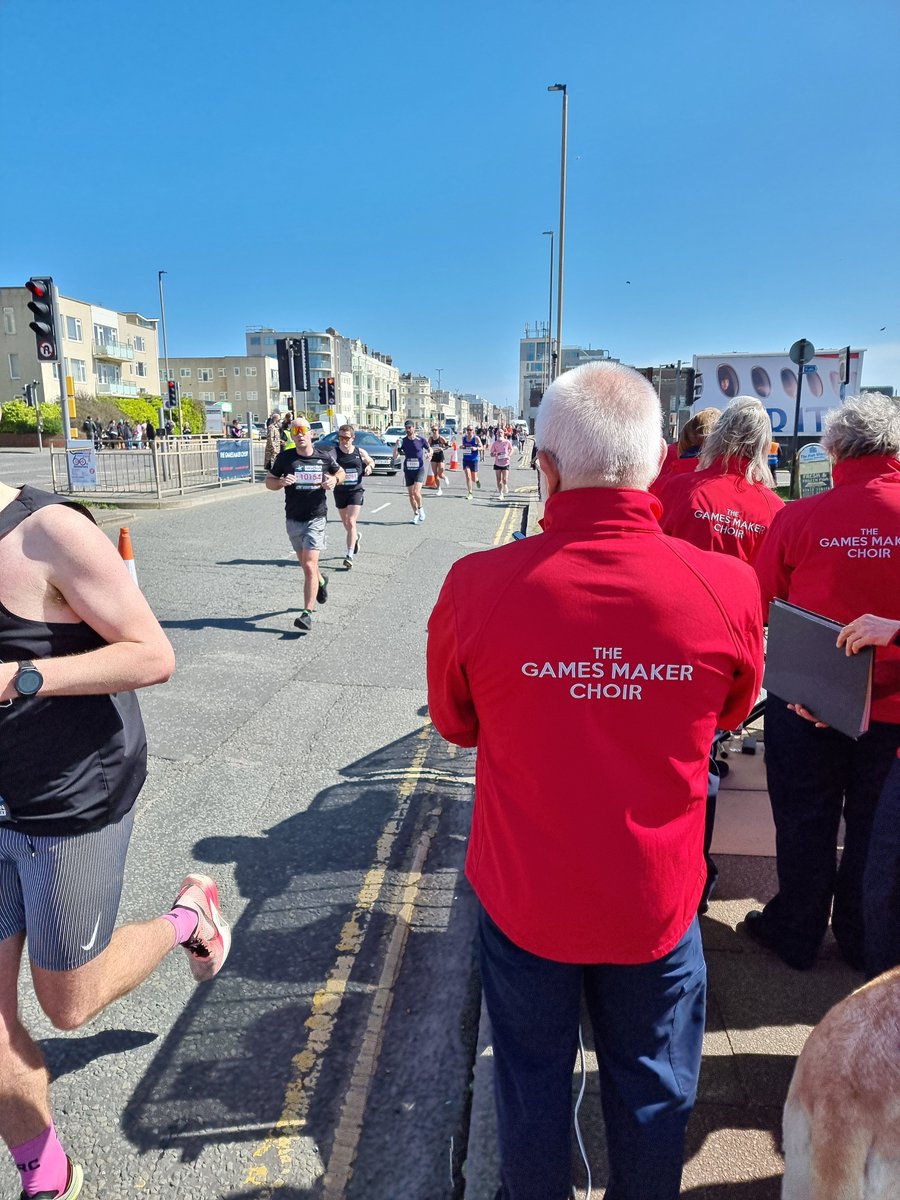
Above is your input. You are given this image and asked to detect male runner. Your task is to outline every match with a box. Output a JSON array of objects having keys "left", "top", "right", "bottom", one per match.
[
  {"left": 392, "top": 420, "right": 431, "bottom": 524},
  {"left": 330, "top": 424, "right": 374, "bottom": 569},
  {"left": 267, "top": 416, "right": 344, "bottom": 631},
  {"left": 461, "top": 425, "right": 483, "bottom": 500},
  {"left": 0, "top": 482, "right": 230, "bottom": 1200}
]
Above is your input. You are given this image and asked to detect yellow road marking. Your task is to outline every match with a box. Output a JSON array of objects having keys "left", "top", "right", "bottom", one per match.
[
  {"left": 492, "top": 505, "right": 515, "bottom": 546},
  {"left": 244, "top": 724, "right": 433, "bottom": 1193}
]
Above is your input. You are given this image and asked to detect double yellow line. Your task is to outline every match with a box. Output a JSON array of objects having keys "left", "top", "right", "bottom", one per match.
[{"left": 493, "top": 505, "right": 519, "bottom": 546}]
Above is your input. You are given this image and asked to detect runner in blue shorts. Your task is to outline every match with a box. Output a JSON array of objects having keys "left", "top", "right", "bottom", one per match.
[
  {"left": 392, "top": 419, "right": 432, "bottom": 524},
  {"left": 461, "top": 425, "right": 483, "bottom": 500}
]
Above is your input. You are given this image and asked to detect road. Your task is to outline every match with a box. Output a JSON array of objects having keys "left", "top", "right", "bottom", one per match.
[{"left": 0, "top": 450, "right": 537, "bottom": 1200}]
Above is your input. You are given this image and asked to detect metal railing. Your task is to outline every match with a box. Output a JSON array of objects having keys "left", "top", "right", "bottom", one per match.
[{"left": 50, "top": 438, "right": 266, "bottom": 499}]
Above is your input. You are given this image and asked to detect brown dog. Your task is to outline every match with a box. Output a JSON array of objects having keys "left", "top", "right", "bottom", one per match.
[{"left": 782, "top": 966, "right": 900, "bottom": 1199}]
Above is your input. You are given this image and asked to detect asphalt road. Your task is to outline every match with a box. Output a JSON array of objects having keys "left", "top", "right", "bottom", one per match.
[{"left": 0, "top": 450, "right": 537, "bottom": 1200}]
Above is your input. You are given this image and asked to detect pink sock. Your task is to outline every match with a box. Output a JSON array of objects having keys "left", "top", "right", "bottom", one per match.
[
  {"left": 12, "top": 1123, "right": 68, "bottom": 1197},
  {"left": 161, "top": 904, "right": 199, "bottom": 946}
]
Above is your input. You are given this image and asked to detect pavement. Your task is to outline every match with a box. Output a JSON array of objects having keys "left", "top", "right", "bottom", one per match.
[{"left": 462, "top": 714, "right": 863, "bottom": 1199}]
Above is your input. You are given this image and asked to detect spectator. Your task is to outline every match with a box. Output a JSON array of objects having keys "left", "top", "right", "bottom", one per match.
[
  {"left": 427, "top": 360, "right": 763, "bottom": 1200},
  {"left": 182, "top": 421, "right": 192, "bottom": 441},
  {"left": 745, "top": 393, "right": 900, "bottom": 971},
  {"left": 145, "top": 421, "right": 156, "bottom": 451},
  {"left": 133, "top": 420, "right": 144, "bottom": 450},
  {"left": 651, "top": 407, "right": 721, "bottom": 499}
]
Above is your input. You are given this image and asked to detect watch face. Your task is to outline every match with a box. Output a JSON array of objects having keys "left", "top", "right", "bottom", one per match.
[{"left": 16, "top": 668, "right": 43, "bottom": 696}]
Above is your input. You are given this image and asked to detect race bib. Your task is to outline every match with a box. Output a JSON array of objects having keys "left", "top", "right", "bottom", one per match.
[
  {"left": 343, "top": 468, "right": 360, "bottom": 485},
  {"left": 406, "top": 457, "right": 421, "bottom": 471},
  {"left": 294, "top": 464, "right": 324, "bottom": 488},
  {"left": 496, "top": 457, "right": 510, "bottom": 468}
]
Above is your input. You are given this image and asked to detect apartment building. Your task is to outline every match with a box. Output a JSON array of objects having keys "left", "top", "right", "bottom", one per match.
[
  {"left": 245, "top": 327, "right": 355, "bottom": 423},
  {"left": 399, "top": 373, "right": 434, "bottom": 425},
  {"left": 519, "top": 323, "right": 615, "bottom": 430},
  {"left": 0, "top": 285, "right": 161, "bottom": 408},
  {"left": 161, "top": 355, "right": 281, "bottom": 425}
]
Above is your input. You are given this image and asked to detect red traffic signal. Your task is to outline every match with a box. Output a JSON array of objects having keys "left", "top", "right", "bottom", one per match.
[
  {"left": 326, "top": 377, "right": 336, "bottom": 403},
  {"left": 317, "top": 377, "right": 327, "bottom": 405},
  {"left": 25, "top": 276, "right": 58, "bottom": 362}
]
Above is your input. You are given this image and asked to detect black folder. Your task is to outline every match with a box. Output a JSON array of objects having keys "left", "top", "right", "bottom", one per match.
[{"left": 763, "top": 599, "right": 874, "bottom": 739}]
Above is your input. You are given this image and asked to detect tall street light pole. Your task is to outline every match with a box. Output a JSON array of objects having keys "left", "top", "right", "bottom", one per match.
[
  {"left": 547, "top": 84, "right": 568, "bottom": 381},
  {"left": 542, "top": 230, "right": 554, "bottom": 391},
  {"left": 158, "top": 270, "right": 181, "bottom": 431}
]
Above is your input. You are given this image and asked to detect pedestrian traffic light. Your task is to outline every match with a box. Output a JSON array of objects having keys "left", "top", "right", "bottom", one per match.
[
  {"left": 24, "top": 381, "right": 39, "bottom": 407},
  {"left": 166, "top": 380, "right": 178, "bottom": 408},
  {"left": 25, "top": 277, "right": 58, "bottom": 363},
  {"left": 326, "top": 378, "right": 336, "bottom": 404},
  {"left": 317, "top": 377, "right": 327, "bottom": 405}
]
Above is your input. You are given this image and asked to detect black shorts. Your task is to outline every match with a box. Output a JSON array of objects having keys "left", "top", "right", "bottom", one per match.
[
  {"left": 430, "top": 450, "right": 445, "bottom": 463},
  {"left": 404, "top": 469, "right": 425, "bottom": 487},
  {"left": 334, "top": 488, "right": 364, "bottom": 510}
]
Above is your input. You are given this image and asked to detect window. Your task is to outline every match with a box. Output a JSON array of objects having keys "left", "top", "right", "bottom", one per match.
[
  {"left": 133, "top": 335, "right": 146, "bottom": 352},
  {"left": 245, "top": 366, "right": 257, "bottom": 377},
  {"left": 71, "top": 359, "right": 87, "bottom": 382},
  {"left": 200, "top": 391, "right": 213, "bottom": 403},
  {"left": 2, "top": 308, "right": 15, "bottom": 335},
  {"left": 234, "top": 391, "right": 241, "bottom": 402},
  {"left": 66, "top": 316, "right": 83, "bottom": 342},
  {"left": 180, "top": 367, "right": 192, "bottom": 378},
  {"left": 198, "top": 368, "right": 213, "bottom": 382},
  {"left": 247, "top": 390, "right": 258, "bottom": 403},
  {"left": 249, "top": 336, "right": 261, "bottom": 346},
  {"left": 233, "top": 366, "right": 241, "bottom": 377},
  {"left": 219, "top": 391, "right": 228, "bottom": 402},
  {"left": 218, "top": 366, "right": 227, "bottom": 377},
  {"left": 93, "top": 323, "right": 116, "bottom": 347},
  {"left": 8, "top": 353, "right": 19, "bottom": 379},
  {"left": 134, "top": 361, "right": 148, "bottom": 377},
  {"left": 263, "top": 336, "right": 276, "bottom": 346}
]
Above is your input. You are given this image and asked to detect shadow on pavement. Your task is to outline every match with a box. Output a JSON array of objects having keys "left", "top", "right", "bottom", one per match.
[
  {"left": 122, "top": 724, "right": 477, "bottom": 1199},
  {"left": 160, "top": 609, "right": 300, "bottom": 638},
  {"left": 41, "top": 1029, "right": 158, "bottom": 1082}
]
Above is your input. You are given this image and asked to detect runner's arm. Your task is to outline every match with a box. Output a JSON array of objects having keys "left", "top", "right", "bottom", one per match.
[{"left": 0, "top": 506, "right": 174, "bottom": 701}]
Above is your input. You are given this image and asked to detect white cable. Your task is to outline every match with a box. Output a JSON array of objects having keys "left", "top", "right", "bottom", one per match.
[{"left": 572, "top": 1021, "right": 592, "bottom": 1199}]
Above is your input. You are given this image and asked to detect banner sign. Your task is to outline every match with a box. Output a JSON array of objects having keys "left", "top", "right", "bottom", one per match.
[
  {"left": 692, "top": 349, "right": 865, "bottom": 437},
  {"left": 67, "top": 440, "right": 97, "bottom": 489},
  {"left": 217, "top": 439, "right": 252, "bottom": 480},
  {"left": 797, "top": 443, "right": 833, "bottom": 498}
]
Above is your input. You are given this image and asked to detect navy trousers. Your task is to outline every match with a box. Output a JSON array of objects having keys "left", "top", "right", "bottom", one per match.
[
  {"left": 762, "top": 694, "right": 900, "bottom": 969},
  {"left": 479, "top": 908, "right": 706, "bottom": 1200},
  {"left": 864, "top": 754, "right": 900, "bottom": 979}
]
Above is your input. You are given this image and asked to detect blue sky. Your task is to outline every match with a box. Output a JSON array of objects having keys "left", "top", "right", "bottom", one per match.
[{"left": 2, "top": 0, "right": 898, "bottom": 402}]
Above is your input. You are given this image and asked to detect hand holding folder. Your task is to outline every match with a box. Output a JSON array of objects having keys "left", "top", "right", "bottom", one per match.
[{"left": 763, "top": 600, "right": 874, "bottom": 739}]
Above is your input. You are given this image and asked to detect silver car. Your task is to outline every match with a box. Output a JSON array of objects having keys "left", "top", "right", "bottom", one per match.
[{"left": 315, "top": 430, "right": 398, "bottom": 475}]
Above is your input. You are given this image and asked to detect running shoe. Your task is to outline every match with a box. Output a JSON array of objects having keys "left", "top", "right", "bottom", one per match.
[
  {"left": 466, "top": 492, "right": 472, "bottom": 501},
  {"left": 411, "top": 513, "right": 419, "bottom": 524},
  {"left": 294, "top": 609, "right": 312, "bottom": 631},
  {"left": 436, "top": 487, "right": 443, "bottom": 496},
  {"left": 21, "top": 1157, "right": 84, "bottom": 1200},
  {"left": 419, "top": 508, "right": 426, "bottom": 521},
  {"left": 354, "top": 533, "right": 361, "bottom": 554},
  {"left": 344, "top": 555, "right": 353, "bottom": 569},
  {"left": 317, "top": 575, "right": 329, "bottom": 604},
  {"left": 476, "top": 479, "right": 481, "bottom": 489},
  {"left": 171, "top": 874, "right": 231, "bottom": 982}
]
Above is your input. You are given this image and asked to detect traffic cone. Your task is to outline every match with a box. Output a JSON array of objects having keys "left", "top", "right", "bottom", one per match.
[
  {"left": 118, "top": 526, "right": 139, "bottom": 586},
  {"left": 425, "top": 470, "right": 438, "bottom": 489},
  {"left": 449, "top": 441, "right": 459, "bottom": 470}
]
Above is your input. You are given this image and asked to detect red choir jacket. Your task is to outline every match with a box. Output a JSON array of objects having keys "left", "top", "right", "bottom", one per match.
[
  {"left": 427, "top": 487, "right": 763, "bottom": 964},
  {"left": 754, "top": 454, "right": 900, "bottom": 724},
  {"left": 659, "top": 457, "right": 784, "bottom": 563},
  {"left": 649, "top": 451, "right": 700, "bottom": 501}
]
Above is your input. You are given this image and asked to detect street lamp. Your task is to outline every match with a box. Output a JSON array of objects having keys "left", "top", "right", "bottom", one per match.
[
  {"left": 542, "top": 231, "right": 554, "bottom": 391},
  {"left": 158, "top": 270, "right": 182, "bottom": 431},
  {"left": 547, "top": 84, "right": 568, "bottom": 381}
]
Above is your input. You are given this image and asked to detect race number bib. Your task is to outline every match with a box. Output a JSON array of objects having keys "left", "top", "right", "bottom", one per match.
[
  {"left": 406, "top": 457, "right": 421, "bottom": 471},
  {"left": 343, "top": 468, "right": 360, "bottom": 485},
  {"left": 294, "top": 463, "right": 324, "bottom": 488}
]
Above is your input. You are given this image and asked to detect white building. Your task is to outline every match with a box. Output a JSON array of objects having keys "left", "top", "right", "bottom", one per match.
[
  {"left": 399, "top": 373, "right": 434, "bottom": 425},
  {"left": 519, "top": 322, "right": 614, "bottom": 430},
  {"left": 1, "top": 285, "right": 161, "bottom": 410},
  {"left": 161, "top": 355, "right": 280, "bottom": 429}
]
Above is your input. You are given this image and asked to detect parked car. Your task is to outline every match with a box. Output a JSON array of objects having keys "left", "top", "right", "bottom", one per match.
[
  {"left": 315, "top": 430, "right": 398, "bottom": 474},
  {"left": 381, "top": 425, "right": 406, "bottom": 448}
]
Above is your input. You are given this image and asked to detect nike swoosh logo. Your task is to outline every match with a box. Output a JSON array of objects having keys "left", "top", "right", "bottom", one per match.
[{"left": 81, "top": 914, "right": 102, "bottom": 952}]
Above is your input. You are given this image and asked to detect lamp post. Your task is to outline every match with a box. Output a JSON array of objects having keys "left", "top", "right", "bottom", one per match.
[
  {"left": 158, "top": 270, "right": 181, "bottom": 432},
  {"left": 542, "top": 230, "right": 554, "bottom": 390},
  {"left": 547, "top": 84, "right": 568, "bottom": 380}
]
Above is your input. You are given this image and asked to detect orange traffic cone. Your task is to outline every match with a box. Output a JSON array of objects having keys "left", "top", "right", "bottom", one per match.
[
  {"left": 449, "top": 441, "right": 459, "bottom": 470},
  {"left": 425, "top": 470, "right": 438, "bottom": 489},
  {"left": 118, "top": 526, "right": 139, "bottom": 586}
]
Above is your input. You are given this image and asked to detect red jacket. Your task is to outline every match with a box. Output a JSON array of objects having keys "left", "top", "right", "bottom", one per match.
[
  {"left": 659, "top": 457, "right": 784, "bottom": 563},
  {"left": 427, "top": 487, "right": 763, "bottom": 963},
  {"left": 754, "top": 455, "right": 900, "bottom": 724}
]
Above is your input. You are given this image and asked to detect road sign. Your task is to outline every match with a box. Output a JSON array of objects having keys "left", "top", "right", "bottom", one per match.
[
  {"left": 803, "top": 365, "right": 817, "bottom": 374},
  {"left": 789, "top": 339, "right": 816, "bottom": 367}
]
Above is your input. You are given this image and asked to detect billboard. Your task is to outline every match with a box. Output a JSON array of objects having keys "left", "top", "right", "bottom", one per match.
[{"left": 692, "top": 350, "right": 865, "bottom": 437}]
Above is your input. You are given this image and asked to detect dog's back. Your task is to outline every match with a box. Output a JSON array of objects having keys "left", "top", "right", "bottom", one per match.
[{"left": 782, "top": 966, "right": 900, "bottom": 1200}]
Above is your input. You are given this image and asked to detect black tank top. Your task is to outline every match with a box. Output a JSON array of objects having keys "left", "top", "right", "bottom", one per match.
[
  {"left": 0, "top": 486, "right": 148, "bottom": 834},
  {"left": 333, "top": 446, "right": 365, "bottom": 490}
]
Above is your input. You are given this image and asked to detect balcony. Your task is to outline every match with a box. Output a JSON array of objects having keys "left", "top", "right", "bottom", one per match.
[
  {"left": 93, "top": 340, "right": 134, "bottom": 362},
  {"left": 96, "top": 381, "right": 138, "bottom": 397}
]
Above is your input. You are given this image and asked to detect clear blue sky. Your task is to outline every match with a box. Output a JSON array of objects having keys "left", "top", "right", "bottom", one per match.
[{"left": 3, "top": 0, "right": 898, "bottom": 402}]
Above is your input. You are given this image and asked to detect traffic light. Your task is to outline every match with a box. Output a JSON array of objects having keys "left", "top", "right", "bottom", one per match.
[
  {"left": 24, "top": 381, "right": 39, "bottom": 407},
  {"left": 326, "top": 378, "right": 336, "bottom": 404},
  {"left": 317, "top": 377, "right": 327, "bottom": 405},
  {"left": 25, "top": 277, "right": 58, "bottom": 363},
  {"left": 839, "top": 346, "right": 851, "bottom": 386},
  {"left": 166, "top": 380, "right": 178, "bottom": 409}
]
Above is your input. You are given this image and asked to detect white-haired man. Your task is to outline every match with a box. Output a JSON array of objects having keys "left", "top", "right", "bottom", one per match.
[
  {"left": 427, "top": 362, "right": 763, "bottom": 1200},
  {"left": 744, "top": 393, "right": 900, "bottom": 972},
  {"left": 659, "top": 396, "right": 784, "bottom": 563}
]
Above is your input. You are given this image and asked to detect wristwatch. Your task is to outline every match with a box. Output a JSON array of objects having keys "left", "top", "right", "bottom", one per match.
[{"left": 14, "top": 661, "right": 43, "bottom": 698}]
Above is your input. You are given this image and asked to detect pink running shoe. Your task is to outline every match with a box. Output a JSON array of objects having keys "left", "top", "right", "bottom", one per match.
[{"left": 171, "top": 874, "right": 231, "bottom": 982}]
